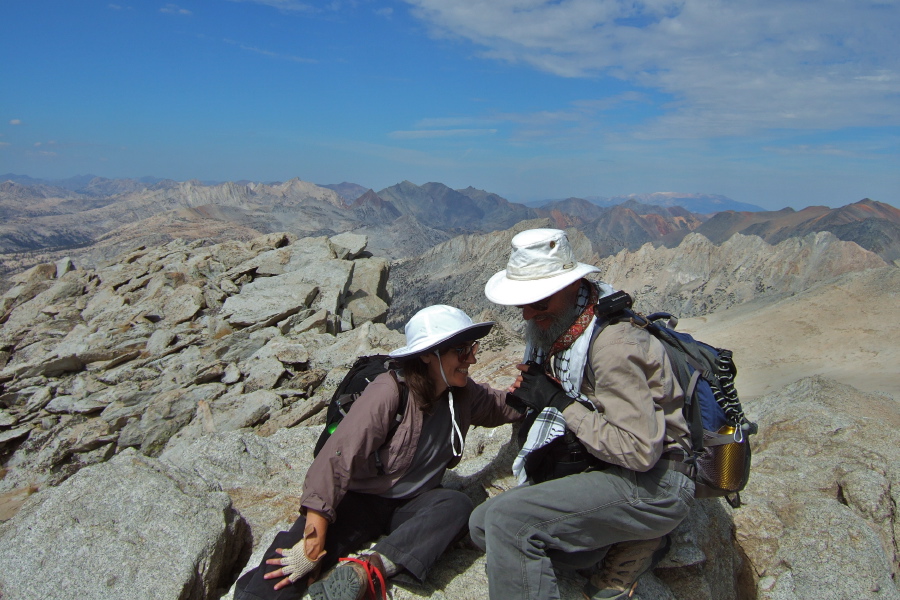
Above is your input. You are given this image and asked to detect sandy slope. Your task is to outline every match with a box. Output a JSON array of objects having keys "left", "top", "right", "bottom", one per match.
[
  {"left": 680, "top": 265, "right": 899, "bottom": 401},
  {"left": 469, "top": 266, "right": 900, "bottom": 405}
]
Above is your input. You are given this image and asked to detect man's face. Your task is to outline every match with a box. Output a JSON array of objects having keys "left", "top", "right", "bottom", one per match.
[{"left": 521, "top": 281, "right": 582, "bottom": 348}]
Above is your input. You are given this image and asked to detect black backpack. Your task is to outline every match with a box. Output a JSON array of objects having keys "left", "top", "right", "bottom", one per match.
[
  {"left": 312, "top": 355, "right": 409, "bottom": 474},
  {"left": 595, "top": 291, "right": 758, "bottom": 507}
]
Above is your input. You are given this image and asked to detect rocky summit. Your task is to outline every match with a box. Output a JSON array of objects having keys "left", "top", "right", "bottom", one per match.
[{"left": 0, "top": 224, "right": 897, "bottom": 600}]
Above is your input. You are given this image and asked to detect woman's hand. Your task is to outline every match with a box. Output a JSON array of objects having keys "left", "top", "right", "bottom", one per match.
[
  {"left": 302, "top": 510, "right": 328, "bottom": 564},
  {"left": 263, "top": 509, "right": 329, "bottom": 590},
  {"left": 507, "top": 363, "right": 528, "bottom": 394}
]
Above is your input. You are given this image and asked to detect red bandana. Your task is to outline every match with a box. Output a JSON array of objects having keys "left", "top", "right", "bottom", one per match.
[{"left": 547, "top": 283, "right": 600, "bottom": 360}]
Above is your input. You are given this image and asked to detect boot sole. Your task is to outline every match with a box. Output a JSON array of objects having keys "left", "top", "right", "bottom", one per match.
[{"left": 308, "top": 566, "right": 364, "bottom": 600}]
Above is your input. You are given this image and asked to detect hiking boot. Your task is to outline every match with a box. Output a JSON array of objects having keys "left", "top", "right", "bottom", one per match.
[
  {"left": 582, "top": 536, "right": 671, "bottom": 600},
  {"left": 308, "top": 553, "right": 388, "bottom": 600}
]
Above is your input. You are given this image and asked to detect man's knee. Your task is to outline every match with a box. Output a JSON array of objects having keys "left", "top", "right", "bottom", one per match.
[
  {"left": 468, "top": 499, "right": 489, "bottom": 550},
  {"left": 469, "top": 493, "right": 524, "bottom": 547}
]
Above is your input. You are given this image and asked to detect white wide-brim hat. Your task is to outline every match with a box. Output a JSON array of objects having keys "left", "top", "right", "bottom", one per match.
[
  {"left": 485, "top": 228, "right": 600, "bottom": 306},
  {"left": 389, "top": 305, "right": 494, "bottom": 359}
]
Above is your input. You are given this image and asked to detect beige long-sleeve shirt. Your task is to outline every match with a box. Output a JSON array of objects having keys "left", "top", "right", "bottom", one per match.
[{"left": 562, "top": 321, "right": 691, "bottom": 472}]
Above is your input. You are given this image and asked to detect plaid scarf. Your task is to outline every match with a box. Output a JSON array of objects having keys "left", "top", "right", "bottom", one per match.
[{"left": 513, "top": 280, "right": 614, "bottom": 483}]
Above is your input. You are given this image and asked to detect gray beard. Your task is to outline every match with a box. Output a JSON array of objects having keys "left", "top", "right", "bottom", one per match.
[{"left": 524, "top": 302, "right": 583, "bottom": 353}]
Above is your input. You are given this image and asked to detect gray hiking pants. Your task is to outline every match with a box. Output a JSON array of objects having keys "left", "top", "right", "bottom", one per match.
[
  {"left": 469, "top": 464, "right": 694, "bottom": 600},
  {"left": 235, "top": 487, "right": 473, "bottom": 600}
]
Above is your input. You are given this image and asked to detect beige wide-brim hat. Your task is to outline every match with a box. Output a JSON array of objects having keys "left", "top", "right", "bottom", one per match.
[
  {"left": 389, "top": 305, "right": 494, "bottom": 359},
  {"left": 485, "top": 228, "right": 600, "bottom": 306}
]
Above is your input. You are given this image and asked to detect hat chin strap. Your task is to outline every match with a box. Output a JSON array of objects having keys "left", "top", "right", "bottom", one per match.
[{"left": 434, "top": 350, "right": 465, "bottom": 458}]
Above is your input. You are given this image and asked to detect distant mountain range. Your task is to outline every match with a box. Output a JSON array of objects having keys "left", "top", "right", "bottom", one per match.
[
  {"left": 319, "top": 182, "right": 370, "bottom": 204},
  {"left": 662, "top": 200, "right": 900, "bottom": 260},
  {"left": 0, "top": 175, "right": 897, "bottom": 279},
  {"left": 523, "top": 192, "right": 765, "bottom": 214}
]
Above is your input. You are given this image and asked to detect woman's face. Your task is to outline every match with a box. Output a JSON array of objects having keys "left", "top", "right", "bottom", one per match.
[{"left": 422, "top": 341, "right": 479, "bottom": 393}]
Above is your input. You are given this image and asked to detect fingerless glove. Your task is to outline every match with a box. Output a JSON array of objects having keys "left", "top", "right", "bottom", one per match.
[{"left": 279, "top": 543, "right": 325, "bottom": 582}]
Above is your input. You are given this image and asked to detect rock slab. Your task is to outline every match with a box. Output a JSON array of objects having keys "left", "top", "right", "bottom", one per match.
[
  {"left": 735, "top": 376, "right": 900, "bottom": 600},
  {"left": 0, "top": 449, "right": 245, "bottom": 600}
]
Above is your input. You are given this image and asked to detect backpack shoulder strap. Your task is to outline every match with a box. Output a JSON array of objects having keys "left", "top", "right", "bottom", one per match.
[
  {"left": 585, "top": 291, "right": 634, "bottom": 390},
  {"left": 388, "top": 369, "right": 409, "bottom": 428},
  {"left": 372, "top": 370, "right": 409, "bottom": 476}
]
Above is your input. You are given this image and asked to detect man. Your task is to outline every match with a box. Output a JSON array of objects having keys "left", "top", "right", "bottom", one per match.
[{"left": 469, "top": 228, "right": 694, "bottom": 600}]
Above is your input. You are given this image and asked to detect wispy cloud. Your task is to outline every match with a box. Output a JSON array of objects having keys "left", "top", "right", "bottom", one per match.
[
  {"left": 403, "top": 0, "right": 900, "bottom": 138},
  {"left": 226, "top": 0, "right": 315, "bottom": 13},
  {"left": 389, "top": 128, "right": 498, "bottom": 139},
  {"left": 403, "top": 99, "right": 643, "bottom": 147},
  {"left": 414, "top": 117, "right": 498, "bottom": 129},
  {"left": 571, "top": 92, "right": 650, "bottom": 112},
  {"left": 223, "top": 39, "right": 317, "bottom": 63},
  {"left": 26, "top": 149, "right": 58, "bottom": 157},
  {"left": 160, "top": 4, "right": 192, "bottom": 15},
  {"left": 375, "top": 7, "right": 393, "bottom": 17},
  {"left": 9, "top": 119, "right": 22, "bottom": 125},
  {"left": 323, "top": 138, "right": 463, "bottom": 168},
  {"left": 0, "top": 142, "right": 10, "bottom": 148},
  {"left": 763, "top": 145, "right": 858, "bottom": 158}
]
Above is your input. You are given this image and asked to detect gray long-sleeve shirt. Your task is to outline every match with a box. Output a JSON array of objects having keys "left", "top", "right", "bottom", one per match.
[{"left": 301, "top": 373, "right": 521, "bottom": 522}]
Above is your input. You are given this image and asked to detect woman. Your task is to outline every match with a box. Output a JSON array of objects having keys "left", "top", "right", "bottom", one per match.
[{"left": 234, "top": 305, "right": 522, "bottom": 600}]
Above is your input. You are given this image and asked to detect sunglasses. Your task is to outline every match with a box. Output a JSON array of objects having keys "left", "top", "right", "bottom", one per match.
[
  {"left": 444, "top": 341, "right": 479, "bottom": 360},
  {"left": 516, "top": 299, "right": 550, "bottom": 311}
]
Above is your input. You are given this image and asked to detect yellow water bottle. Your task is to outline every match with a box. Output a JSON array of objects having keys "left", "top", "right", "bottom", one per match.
[{"left": 713, "top": 425, "right": 747, "bottom": 491}]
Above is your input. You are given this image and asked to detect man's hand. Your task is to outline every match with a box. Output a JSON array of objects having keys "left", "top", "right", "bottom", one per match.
[{"left": 508, "top": 362, "right": 574, "bottom": 413}]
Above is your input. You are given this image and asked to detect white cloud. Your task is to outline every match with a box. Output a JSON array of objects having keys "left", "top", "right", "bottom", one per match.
[
  {"left": 160, "top": 4, "right": 192, "bottom": 15},
  {"left": 415, "top": 117, "right": 498, "bottom": 128},
  {"left": 9, "top": 119, "right": 22, "bottom": 125},
  {"left": 223, "top": 39, "right": 317, "bottom": 63},
  {"left": 402, "top": 0, "right": 900, "bottom": 137},
  {"left": 0, "top": 142, "right": 10, "bottom": 147},
  {"left": 226, "top": 0, "right": 315, "bottom": 12},
  {"left": 375, "top": 7, "right": 393, "bottom": 17},
  {"left": 763, "top": 145, "right": 857, "bottom": 158},
  {"left": 389, "top": 128, "right": 498, "bottom": 139}
]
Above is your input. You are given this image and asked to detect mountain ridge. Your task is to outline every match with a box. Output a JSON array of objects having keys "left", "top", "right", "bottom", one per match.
[
  {"left": 522, "top": 191, "right": 765, "bottom": 213},
  {"left": 2, "top": 176, "right": 898, "bottom": 280}
]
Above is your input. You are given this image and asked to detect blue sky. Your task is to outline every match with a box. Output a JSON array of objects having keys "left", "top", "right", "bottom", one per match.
[{"left": 1, "top": 0, "right": 898, "bottom": 210}]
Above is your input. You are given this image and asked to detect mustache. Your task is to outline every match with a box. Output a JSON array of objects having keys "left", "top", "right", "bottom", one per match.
[{"left": 524, "top": 303, "right": 583, "bottom": 351}]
